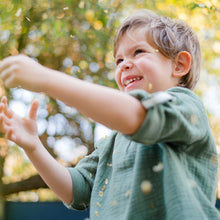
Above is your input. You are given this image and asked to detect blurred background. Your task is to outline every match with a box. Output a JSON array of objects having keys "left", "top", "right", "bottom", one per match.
[{"left": 0, "top": 0, "right": 220, "bottom": 214}]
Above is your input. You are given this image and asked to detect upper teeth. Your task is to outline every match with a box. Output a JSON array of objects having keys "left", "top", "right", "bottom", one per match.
[{"left": 124, "top": 77, "right": 141, "bottom": 86}]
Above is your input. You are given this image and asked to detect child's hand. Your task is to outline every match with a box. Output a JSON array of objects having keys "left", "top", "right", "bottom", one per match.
[
  {"left": 0, "top": 96, "right": 40, "bottom": 152},
  {"left": 0, "top": 55, "right": 49, "bottom": 92}
]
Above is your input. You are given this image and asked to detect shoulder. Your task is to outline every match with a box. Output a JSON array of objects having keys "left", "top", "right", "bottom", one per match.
[
  {"left": 128, "top": 87, "right": 200, "bottom": 103},
  {"left": 168, "top": 87, "right": 200, "bottom": 100},
  {"left": 128, "top": 87, "right": 203, "bottom": 111},
  {"left": 168, "top": 87, "right": 205, "bottom": 112}
]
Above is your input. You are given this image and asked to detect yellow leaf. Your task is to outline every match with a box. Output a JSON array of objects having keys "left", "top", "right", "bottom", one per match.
[
  {"left": 85, "top": 10, "right": 95, "bottom": 23},
  {"left": 93, "top": 20, "right": 103, "bottom": 30}
]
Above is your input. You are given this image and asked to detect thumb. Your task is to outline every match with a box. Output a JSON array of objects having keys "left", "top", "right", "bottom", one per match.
[{"left": 29, "top": 99, "right": 39, "bottom": 120}]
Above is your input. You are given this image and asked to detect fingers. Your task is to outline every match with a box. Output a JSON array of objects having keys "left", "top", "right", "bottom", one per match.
[
  {"left": 0, "top": 55, "right": 25, "bottom": 88},
  {"left": 29, "top": 99, "right": 40, "bottom": 120},
  {"left": 0, "top": 65, "right": 16, "bottom": 83},
  {"left": 0, "top": 114, "right": 11, "bottom": 139},
  {"left": 0, "top": 56, "right": 17, "bottom": 77},
  {"left": 0, "top": 97, "right": 17, "bottom": 142},
  {"left": 3, "top": 75, "right": 17, "bottom": 88},
  {"left": 0, "top": 64, "right": 19, "bottom": 88},
  {"left": 0, "top": 96, "right": 6, "bottom": 111},
  {"left": 0, "top": 55, "right": 25, "bottom": 72},
  {"left": 0, "top": 96, "right": 13, "bottom": 118},
  {"left": 1, "top": 96, "right": 8, "bottom": 108},
  {"left": 0, "top": 96, "right": 7, "bottom": 113},
  {"left": 5, "top": 128, "right": 16, "bottom": 142},
  {"left": 0, "top": 99, "right": 16, "bottom": 142},
  {"left": 0, "top": 56, "right": 12, "bottom": 73}
]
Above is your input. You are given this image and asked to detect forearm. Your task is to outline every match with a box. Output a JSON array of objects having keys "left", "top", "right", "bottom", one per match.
[
  {"left": 25, "top": 139, "right": 73, "bottom": 204},
  {"left": 0, "top": 55, "right": 146, "bottom": 134},
  {"left": 43, "top": 70, "right": 146, "bottom": 134}
]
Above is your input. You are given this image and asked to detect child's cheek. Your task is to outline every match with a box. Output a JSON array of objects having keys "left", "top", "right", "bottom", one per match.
[
  {"left": 135, "top": 58, "right": 151, "bottom": 74},
  {"left": 115, "top": 69, "right": 123, "bottom": 90}
]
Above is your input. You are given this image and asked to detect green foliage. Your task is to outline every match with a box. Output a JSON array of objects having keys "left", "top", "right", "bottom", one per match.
[
  {"left": 0, "top": 0, "right": 123, "bottom": 201},
  {"left": 0, "top": 0, "right": 122, "bottom": 85}
]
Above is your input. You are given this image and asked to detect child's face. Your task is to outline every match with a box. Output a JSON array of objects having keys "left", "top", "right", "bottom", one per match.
[{"left": 115, "top": 28, "right": 179, "bottom": 93}]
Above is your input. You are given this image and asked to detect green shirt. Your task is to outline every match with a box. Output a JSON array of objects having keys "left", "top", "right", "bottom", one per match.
[{"left": 65, "top": 87, "right": 219, "bottom": 219}]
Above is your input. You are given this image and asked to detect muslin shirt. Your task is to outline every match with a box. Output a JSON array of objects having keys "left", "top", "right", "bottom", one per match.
[{"left": 65, "top": 87, "right": 220, "bottom": 219}]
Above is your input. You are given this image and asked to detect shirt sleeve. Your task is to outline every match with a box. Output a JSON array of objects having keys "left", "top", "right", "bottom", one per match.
[
  {"left": 64, "top": 148, "right": 99, "bottom": 210},
  {"left": 127, "top": 87, "right": 209, "bottom": 146}
]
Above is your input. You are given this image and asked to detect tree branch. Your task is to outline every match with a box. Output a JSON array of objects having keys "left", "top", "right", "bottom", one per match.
[{"left": 2, "top": 175, "right": 48, "bottom": 196}]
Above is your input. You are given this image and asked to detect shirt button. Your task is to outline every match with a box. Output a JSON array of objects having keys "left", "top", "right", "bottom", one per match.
[
  {"left": 105, "top": 178, "right": 109, "bottom": 184},
  {"left": 141, "top": 180, "right": 152, "bottom": 194},
  {"left": 107, "top": 163, "right": 112, "bottom": 167},
  {"left": 99, "top": 191, "right": 103, "bottom": 197},
  {"left": 125, "top": 190, "right": 130, "bottom": 197},
  {"left": 111, "top": 200, "right": 117, "bottom": 206}
]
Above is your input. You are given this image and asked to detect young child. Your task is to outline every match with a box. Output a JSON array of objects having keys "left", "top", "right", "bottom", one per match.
[{"left": 0, "top": 9, "right": 219, "bottom": 219}]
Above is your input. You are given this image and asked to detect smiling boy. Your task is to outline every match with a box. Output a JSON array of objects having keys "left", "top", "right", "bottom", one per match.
[
  {"left": 0, "top": 9, "right": 219, "bottom": 219},
  {"left": 115, "top": 28, "right": 180, "bottom": 93}
]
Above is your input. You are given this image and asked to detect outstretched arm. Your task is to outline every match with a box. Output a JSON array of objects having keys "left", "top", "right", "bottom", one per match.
[
  {"left": 0, "top": 97, "right": 73, "bottom": 204},
  {"left": 0, "top": 55, "right": 146, "bottom": 134}
]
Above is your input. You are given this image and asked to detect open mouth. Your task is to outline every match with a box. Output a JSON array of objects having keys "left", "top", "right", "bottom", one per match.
[{"left": 124, "top": 76, "right": 142, "bottom": 87}]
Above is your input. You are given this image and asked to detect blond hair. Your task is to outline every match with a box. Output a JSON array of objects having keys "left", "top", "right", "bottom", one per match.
[{"left": 114, "top": 9, "right": 201, "bottom": 90}]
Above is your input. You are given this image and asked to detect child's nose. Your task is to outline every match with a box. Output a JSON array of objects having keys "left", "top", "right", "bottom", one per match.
[{"left": 120, "top": 59, "right": 133, "bottom": 70}]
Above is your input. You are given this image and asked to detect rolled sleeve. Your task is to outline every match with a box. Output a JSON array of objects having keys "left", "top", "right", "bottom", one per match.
[
  {"left": 64, "top": 149, "right": 99, "bottom": 210},
  {"left": 130, "top": 105, "right": 163, "bottom": 144},
  {"left": 64, "top": 168, "right": 91, "bottom": 210},
  {"left": 127, "top": 88, "right": 208, "bottom": 146}
]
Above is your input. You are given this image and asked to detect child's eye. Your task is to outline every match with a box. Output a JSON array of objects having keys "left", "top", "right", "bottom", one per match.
[
  {"left": 116, "top": 58, "right": 123, "bottom": 65},
  {"left": 135, "top": 49, "right": 144, "bottom": 55}
]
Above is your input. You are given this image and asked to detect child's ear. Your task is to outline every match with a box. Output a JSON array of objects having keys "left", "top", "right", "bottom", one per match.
[{"left": 172, "top": 51, "right": 191, "bottom": 78}]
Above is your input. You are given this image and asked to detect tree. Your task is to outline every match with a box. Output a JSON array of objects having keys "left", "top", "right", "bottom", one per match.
[
  {"left": 0, "top": 0, "right": 220, "bottom": 206},
  {"left": 0, "top": 0, "right": 123, "bottom": 203}
]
